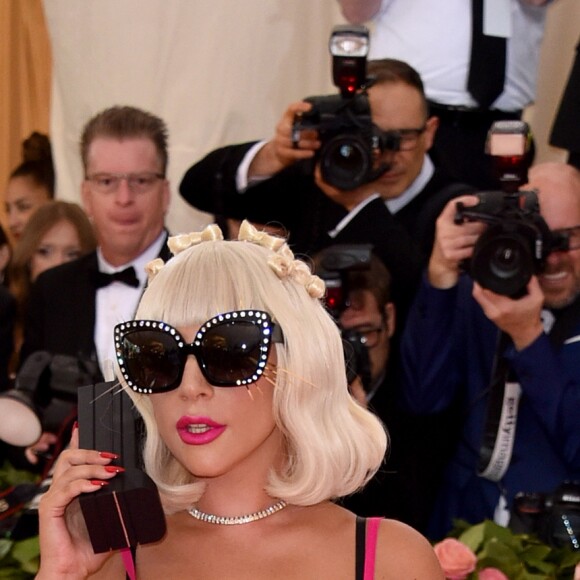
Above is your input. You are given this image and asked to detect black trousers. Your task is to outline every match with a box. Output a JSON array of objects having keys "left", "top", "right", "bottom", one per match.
[
  {"left": 427, "top": 102, "right": 531, "bottom": 191},
  {"left": 569, "top": 152, "right": 580, "bottom": 170},
  {"left": 550, "top": 40, "right": 580, "bottom": 169}
]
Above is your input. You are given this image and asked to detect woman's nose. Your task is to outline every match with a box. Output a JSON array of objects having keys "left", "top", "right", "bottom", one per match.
[{"left": 176, "top": 356, "right": 214, "bottom": 399}]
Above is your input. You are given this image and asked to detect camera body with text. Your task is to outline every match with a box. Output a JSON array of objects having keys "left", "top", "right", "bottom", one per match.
[{"left": 511, "top": 481, "right": 580, "bottom": 549}]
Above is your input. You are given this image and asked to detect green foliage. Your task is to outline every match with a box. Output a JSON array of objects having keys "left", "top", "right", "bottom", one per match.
[
  {"left": 446, "top": 519, "right": 580, "bottom": 580},
  {"left": 0, "top": 537, "right": 39, "bottom": 578},
  {"left": 0, "top": 462, "right": 38, "bottom": 489},
  {"left": 0, "top": 462, "right": 40, "bottom": 577}
]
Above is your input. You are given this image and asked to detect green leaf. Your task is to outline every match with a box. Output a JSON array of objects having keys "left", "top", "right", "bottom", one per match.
[
  {"left": 0, "top": 567, "right": 35, "bottom": 579},
  {"left": 480, "top": 536, "right": 521, "bottom": 566},
  {"left": 0, "top": 462, "right": 38, "bottom": 489},
  {"left": 0, "top": 539, "right": 12, "bottom": 560},
  {"left": 458, "top": 520, "right": 486, "bottom": 552},
  {"left": 12, "top": 536, "right": 39, "bottom": 566}
]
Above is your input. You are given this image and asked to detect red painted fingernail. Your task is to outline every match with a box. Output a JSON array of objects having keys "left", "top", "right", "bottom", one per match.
[
  {"left": 90, "top": 480, "right": 109, "bottom": 487},
  {"left": 104, "top": 466, "right": 125, "bottom": 473},
  {"left": 72, "top": 421, "right": 79, "bottom": 431},
  {"left": 99, "top": 451, "right": 119, "bottom": 459}
]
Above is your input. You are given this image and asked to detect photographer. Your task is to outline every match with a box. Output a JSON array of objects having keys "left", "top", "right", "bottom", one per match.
[
  {"left": 316, "top": 247, "right": 453, "bottom": 531},
  {"left": 179, "top": 57, "right": 475, "bottom": 325},
  {"left": 400, "top": 162, "right": 580, "bottom": 541}
]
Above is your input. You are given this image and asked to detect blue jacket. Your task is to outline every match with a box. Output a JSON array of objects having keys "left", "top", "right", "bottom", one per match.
[{"left": 400, "top": 273, "right": 580, "bottom": 540}]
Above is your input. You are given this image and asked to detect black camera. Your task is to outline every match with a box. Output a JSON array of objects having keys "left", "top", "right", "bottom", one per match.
[
  {"left": 292, "top": 25, "right": 394, "bottom": 191},
  {"left": 314, "top": 244, "right": 374, "bottom": 390},
  {"left": 454, "top": 121, "right": 568, "bottom": 298},
  {"left": 454, "top": 189, "right": 560, "bottom": 298},
  {"left": 0, "top": 351, "right": 101, "bottom": 448},
  {"left": 511, "top": 481, "right": 580, "bottom": 550}
]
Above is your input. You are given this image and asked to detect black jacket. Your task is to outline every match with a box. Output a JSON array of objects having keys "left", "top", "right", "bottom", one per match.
[
  {"left": 180, "top": 141, "right": 473, "bottom": 320},
  {"left": 20, "top": 236, "right": 172, "bottom": 377}
]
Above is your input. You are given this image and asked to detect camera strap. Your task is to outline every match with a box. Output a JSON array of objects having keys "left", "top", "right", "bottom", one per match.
[
  {"left": 478, "top": 330, "right": 521, "bottom": 482},
  {"left": 478, "top": 298, "right": 580, "bottom": 482}
]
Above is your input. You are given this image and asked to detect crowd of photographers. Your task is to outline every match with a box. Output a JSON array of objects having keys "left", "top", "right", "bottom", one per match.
[
  {"left": 179, "top": 25, "right": 580, "bottom": 547},
  {"left": 1, "top": 21, "right": 579, "bottom": 552}
]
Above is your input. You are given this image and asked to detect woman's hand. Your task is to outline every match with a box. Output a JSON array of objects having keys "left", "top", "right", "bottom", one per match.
[{"left": 36, "top": 426, "right": 124, "bottom": 579}]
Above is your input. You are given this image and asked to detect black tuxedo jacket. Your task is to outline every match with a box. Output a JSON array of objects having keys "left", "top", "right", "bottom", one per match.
[
  {"left": 20, "top": 234, "right": 172, "bottom": 379},
  {"left": 180, "top": 141, "right": 473, "bottom": 320}
]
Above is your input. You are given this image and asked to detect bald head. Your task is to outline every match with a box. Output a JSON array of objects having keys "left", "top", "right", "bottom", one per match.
[
  {"left": 526, "top": 162, "right": 580, "bottom": 216},
  {"left": 527, "top": 162, "right": 580, "bottom": 308}
]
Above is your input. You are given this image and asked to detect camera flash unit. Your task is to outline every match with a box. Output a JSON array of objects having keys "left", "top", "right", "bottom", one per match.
[
  {"left": 330, "top": 25, "right": 369, "bottom": 96},
  {"left": 486, "top": 120, "right": 532, "bottom": 192}
]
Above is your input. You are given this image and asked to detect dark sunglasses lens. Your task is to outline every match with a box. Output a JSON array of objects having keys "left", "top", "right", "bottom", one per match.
[
  {"left": 121, "top": 330, "right": 181, "bottom": 391},
  {"left": 200, "top": 321, "right": 265, "bottom": 385}
]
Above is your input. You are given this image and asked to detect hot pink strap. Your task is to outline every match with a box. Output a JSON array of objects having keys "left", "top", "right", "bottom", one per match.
[
  {"left": 120, "top": 547, "right": 136, "bottom": 580},
  {"left": 363, "top": 517, "right": 382, "bottom": 580}
]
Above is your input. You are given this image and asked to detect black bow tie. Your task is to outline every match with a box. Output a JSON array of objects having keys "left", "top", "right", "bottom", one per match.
[{"left": 94, "top": 266, "right": 140, "bottom": 289}]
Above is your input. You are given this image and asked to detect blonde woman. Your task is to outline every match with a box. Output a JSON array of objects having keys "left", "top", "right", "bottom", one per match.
[{"left": 37, "top": 221, "right": 443, "bottom": 579}]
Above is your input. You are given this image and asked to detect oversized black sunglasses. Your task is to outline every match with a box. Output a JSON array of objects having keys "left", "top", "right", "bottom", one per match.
[{"left": 114, "top": 310, "right": 284, "bottom": 393}]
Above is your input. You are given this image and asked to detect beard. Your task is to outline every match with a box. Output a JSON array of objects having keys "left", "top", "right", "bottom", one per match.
[{"left": 543, "top": 279, "right": 580, "bottom": 309}]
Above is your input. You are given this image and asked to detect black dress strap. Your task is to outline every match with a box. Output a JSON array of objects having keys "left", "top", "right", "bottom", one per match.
[{"left": 355, "top": 516, "right": 367, "bottom": 580}]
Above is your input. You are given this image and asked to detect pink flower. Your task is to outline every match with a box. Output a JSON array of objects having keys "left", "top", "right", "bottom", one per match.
[
  {"left": 433, "top": 538, "right": 477, "bottom": 580},
  {"left": 478, "top": 568, "right": 509, "bottom": 580}
]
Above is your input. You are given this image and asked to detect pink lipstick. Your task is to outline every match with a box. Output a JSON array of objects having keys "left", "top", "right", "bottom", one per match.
[{"left": 176, "top": 416, "right": 226, "bottom": 445}]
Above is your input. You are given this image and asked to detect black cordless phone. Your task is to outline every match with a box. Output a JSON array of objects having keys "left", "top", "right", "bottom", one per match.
[{"left": 77, "top": 381, "right": 166, "bottom": 553}]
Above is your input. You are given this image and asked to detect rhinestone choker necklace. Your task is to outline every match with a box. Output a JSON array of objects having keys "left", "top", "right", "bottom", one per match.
[{"left": 188, "top": 499, "right": 287, "bottom": 525}]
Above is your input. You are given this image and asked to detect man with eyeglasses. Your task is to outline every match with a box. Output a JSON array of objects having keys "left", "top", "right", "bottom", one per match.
[
  {"left": 15, "top": 105, "right": 172, "bottom": 467},
  {"left": 312, "top": 247, "right": 458, "bottom": 533},
  {"left": 179, "top": 58, "right": 475, "bottom": 327},
  {"left": 400, "top": 161, "right": 580, "bottom": 541}
]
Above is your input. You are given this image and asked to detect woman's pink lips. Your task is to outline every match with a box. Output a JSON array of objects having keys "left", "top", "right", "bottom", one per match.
[{"left": 176, "top": 416, "right": 226, "bottom": 445}]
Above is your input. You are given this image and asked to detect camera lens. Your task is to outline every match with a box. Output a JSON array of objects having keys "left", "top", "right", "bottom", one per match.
[
  {"left": 490, "top": 244, "right": 522, "bottom": 279},
  {"left": 341, "top": 328, "right": 372, "bottom": 390},
  {"left": 320, "top": 133, "right": 371, "bottom": 190},
  {"left": 470, "top": 225, "right": 535, "bottom": 297}
]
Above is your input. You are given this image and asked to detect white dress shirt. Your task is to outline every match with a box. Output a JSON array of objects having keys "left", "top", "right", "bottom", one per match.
[
  {"left": 367, "top": 0, "right": 550, "bottom": 111},
  {"left": 94, "top": 231, "right": 166, "bottom": 378}
]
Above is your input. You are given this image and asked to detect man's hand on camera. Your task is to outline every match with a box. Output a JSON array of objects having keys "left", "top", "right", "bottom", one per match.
[
  {"left": 472, "top": 277, "right": 545, "bottom": 351},
  {"left": 314, "top": 164, "right": 377, "bottom": 211},
  {"left": 248, "top": 101, "right": 320, "bottom": 178},
  {"left": 428, "top": 195, "right": 486, "bottom": 289}
]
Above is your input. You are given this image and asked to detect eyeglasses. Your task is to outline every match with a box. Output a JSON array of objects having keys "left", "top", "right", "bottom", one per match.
[
  {"left": 379, "top": 125, "right": 427, "bottom": 152},
  {"left": 86, "top": 172, "right": 165, "bottom": 194},
  {"left": 346, "top": 325, "right": 385, "bottom": 349},
  {"left": 551, "top": 225, "right": 580, "bottom": 252},
  {"left": 114, "top": 310, "right": 284, "bottom": 393}
]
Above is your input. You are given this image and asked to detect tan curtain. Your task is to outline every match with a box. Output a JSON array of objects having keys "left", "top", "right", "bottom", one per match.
[{"left": 0, "top": 0, "right": 52, "bottom": 224}]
